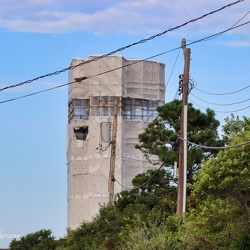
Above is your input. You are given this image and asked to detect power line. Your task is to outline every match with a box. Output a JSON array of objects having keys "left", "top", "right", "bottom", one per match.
[
  {"left": 96, "top": 7, "right": 250, "bottom": 213},
  {"left": 0, "top": 49, "right": 174, "bottom": 104},
  {"left": 186, "top": 20, "right": 250, "bottom": 47},
  {"left": 189, "top": 98, "right": 250, "bottom": 113},
  {"left": 179, "top": 137, "right": 250, "bottom": 149},
  {"left": 194, "top": 84, "right": 250, "bottom": 96},
  {"left": 1, "top": 20, "right": 250, "bottom": 105},
  {"left": 114, "top": 144, "right": 175, "bottom": 191},
  {"left": 0, "top": 81, "right": 72, "bottom": 104},
  {"left": 166, "top": 48, "right": 181, "bottom": 88},
  {"left": 190, "top": 10, "right": 250, "bottom": 43},
  {"left": 0, "top": 82, "right": 73, "bottom": 104},
  {"left": 190, "top": 92, "right": 250, "bottom": 106},
  {"left": 0, "top": 0, "right": 245, "bottom": 93}
]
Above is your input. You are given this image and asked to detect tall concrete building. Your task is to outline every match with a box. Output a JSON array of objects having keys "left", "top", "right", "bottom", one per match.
[{"left": 66, "top": 55, "right": 165, "bottom": 229}]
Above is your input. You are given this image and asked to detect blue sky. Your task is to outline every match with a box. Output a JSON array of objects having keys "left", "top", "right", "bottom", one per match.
[{"left": 0, "top": 0, "right": 249, "bottom": 247}]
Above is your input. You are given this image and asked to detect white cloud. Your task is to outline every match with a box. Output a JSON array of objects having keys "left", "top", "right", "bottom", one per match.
[
  {"left": 218, "top": 39, "right": 250, "bottom": 47},
  {"left": 0, "top": 0, "right": 249, "bottom": 42}
]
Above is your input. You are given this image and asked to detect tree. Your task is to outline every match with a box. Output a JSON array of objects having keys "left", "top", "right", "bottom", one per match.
[
  {"left": 193, "top": 121, "right": 250, "bottom": 209},
  {"left": 180, "top": 116, "right": 250, "bottom": 249},
  {"left": 9, "top": 229, "right": 62, "bottom": 250},
  {"left": 115, "top": 169, "right": 176, "bottom": 214},
  {"left": 114, "top": 169, "right": 178, "bottom": 248},
  {"left": 136, "top": 100, "right": 223, "bottom": 188},
  {"left": 222, "top": 114, "right": 250, "bottom": 144},
  {"left": 18, "top": 116, "right": 249, "bottom": 250},
  {"left": 118, "top": 217, "right": 179, "bottom": 250},
  {"left": 66, "top": 204, "right": 127, "bottom": 250},
  {"left": 64, "top": 168, "right": 178, "bottom": 250}
]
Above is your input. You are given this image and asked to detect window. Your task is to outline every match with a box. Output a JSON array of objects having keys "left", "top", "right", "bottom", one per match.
[
  {"left": 68, "top": 99, "right": 89, "bottom": 122},
  {"left": 74, "top": 126, "right": 89, "bottom": 140},
  {"left": 122, "top": 98, "right": 159, "bottom": 121},
  {"left": 90, "top": 96, "right": 121, "bottom": 116},
  {"left": 68, "top": 96, "right": 160, "bottom": 121}
]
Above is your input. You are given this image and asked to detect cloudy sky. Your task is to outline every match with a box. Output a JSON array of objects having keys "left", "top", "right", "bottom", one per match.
[
  {"left": 0, "top": 0, "right": 249, "bottom": 36},
  {"left": 0, "top": 0, "right": 249, "bottom": 247}
]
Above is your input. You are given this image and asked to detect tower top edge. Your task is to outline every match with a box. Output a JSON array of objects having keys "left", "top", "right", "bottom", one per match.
[{"left": 70, "top": 55, "right": 165, "bottom": 66}]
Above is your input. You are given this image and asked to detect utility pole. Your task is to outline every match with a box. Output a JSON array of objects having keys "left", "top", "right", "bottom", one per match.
[
  {"left": 108, "top": 100, "right": 118, "bottom": 204},
  {"left": 177, "top": 39, "right": 191, "bottom": 216}
]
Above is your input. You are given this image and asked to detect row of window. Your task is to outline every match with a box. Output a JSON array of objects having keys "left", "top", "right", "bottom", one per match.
[{"left": 68, "top": 97, "right": 160, "bottom": 122}]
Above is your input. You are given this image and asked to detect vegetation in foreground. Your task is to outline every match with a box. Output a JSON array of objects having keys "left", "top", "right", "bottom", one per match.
[{"left": 10, "top": 102, "right": 250, "bottom": 250}]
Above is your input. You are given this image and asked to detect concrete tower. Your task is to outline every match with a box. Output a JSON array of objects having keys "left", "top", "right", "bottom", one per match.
[{"left": 66, "top": 55, "right": 165, "bottom": 229}]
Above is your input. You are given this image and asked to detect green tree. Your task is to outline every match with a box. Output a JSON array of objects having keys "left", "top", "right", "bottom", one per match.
[
  {"left": 181, "top": 117, "right": 250, "bottom": 249},
  {"left": 136, "top": 100, "right": 223, "bottom": 187},
  {"left": 56, "top": 116, "right": 250, "bottom": 250},
  {"left": 10, "top": 229, "right": 62, "bottom": 250},
  {"left": 118, "top": 220, "right": 178, "bottom": 250},
  {"left": 65, "top": 169, "right": 177, "bottom": 250},
  {"left": 114, "top": 169, "right": 178, "bottom": 249},
  {"left": 115, "top": 169, "right": 176, "bottom": 215},
  {"left": 66, "top": 205, "right": 126, "bottom": 250},
  {"left": 193, "top": 127, "right": 250, "bottom": 210},
  {"left": 118, "top": 213, "right": 182, "bottom": 250},
  {"left": 222, "top": 114, "right": 250, "bottom": 144}
]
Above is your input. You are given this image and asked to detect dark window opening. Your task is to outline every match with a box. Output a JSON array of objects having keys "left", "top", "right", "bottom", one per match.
[
  {"left": 74, "top": 126, "right": 89, "bottom": 140},
  {"left": 90, "top": 96, "right": 121, "bottom": 116},
  {"left": 122, "top": 98, "right": 160, "bottom": 121},
  {"left": 68, "top": 99, "right": 89, "bottom": 122}
]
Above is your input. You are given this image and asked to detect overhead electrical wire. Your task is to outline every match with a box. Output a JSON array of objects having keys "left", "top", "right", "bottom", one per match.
[
  {"left": 114, "top": 142, "right": 176, "bottom": 191},
  {"left": 96, "top": 7, "right": 250, "bottom": 193},
  {"left": 0, "top": 0, "right": 247, "bottom": 201},
  {"left": 0, "top": 0, "right": 245, "bottom": 93},
  {"left": 194, "top": 84, "right": 250, "bottom": 96},
  {"left": 166, "top": 49, "right": 182, "bottom": 103},
  {"left": 0, "top": 0, "right": 246, "bottom": 194},
  {"left": 186, "top": 20, "right": 250, "bottom": 47},
  {"left": 190, "top": 10, "right": 250, "bottom": 43},
  {"left": 114, "top": 170, "right": 138, "bottom": 178},
  {"left": 190, "top": 92, "right": 250, "bottom": 106},
  {"left": 179, "top": 137, "right": 250, "bottom": 149},
  {"left": 118, "top": 133, "right": 250, "bottom": 191},
  {"left": 0, "top": 82, "right": 73, "bottom": 104},
  {"left": 189, "top": 98, "right": 250, "bottom": 113},
  {"left": 185, "top": 11, "right": 250, "bottom": 115},
  {"left": 115, "top": 156, "right": 147, "bottom": 174},
  {"left": 1, "top": 4, "right": 249, "bottom": 195},
  {"left": 166, "top": 48, "right": 181, "bottom": 88},
  {"left": 118, "top": 155, "right": 158, "bottom": 164},
  {"left": 0, "top": 49, "right": 178, "bottom": 104},
  {"left": 189, "top": 2, "right": 249, "bottom": 114},
  {"left": 1, "top": 20, "right": 250, "bottom": 105}
]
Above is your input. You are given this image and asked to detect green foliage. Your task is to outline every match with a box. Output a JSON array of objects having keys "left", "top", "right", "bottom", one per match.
[
  {"left": 115, "top": 190, "right": 138, "bottom": 211},
  {"left": 115, "top": 169, "right": 178, "bottom": 248},
  {"left": 14, "top": 116, "right": 250, "bottom": 249},
  {"left": 118, "top": 214, "right": 180, "bottom": 250},
  {"left": 181, "top": 199, "right": 245, "bottom": 249},
  {"left": 181, "top": 117, "right": 250, "bottom": 249},
  {"left": 193, "top": 129, "right": 250, "bottom": 209},
  {"left": 9, "top": 229, "right": 62, "bottom": 250},
  {"left": 66, "top": 205, "right": 124, "bottom": 250},
  {"left": 136, "top": 100, "right": 223, "bottom": 188},
  {"left": 222, "top": 114, "right": 250, "bottom": 144},
  {"left": 115, "top": 169, "right": 176, "bottom": 215},
  {"left": 64, "top": 168, "right": 177, "bottom": 249}
]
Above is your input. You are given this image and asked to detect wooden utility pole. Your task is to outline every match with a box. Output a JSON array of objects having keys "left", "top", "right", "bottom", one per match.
[
  {"left": 108, "top": 100, "right": 118, "bottom": 204},
  {"left": 177, "top": 39, "right": 191, "bottom": 216}
]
